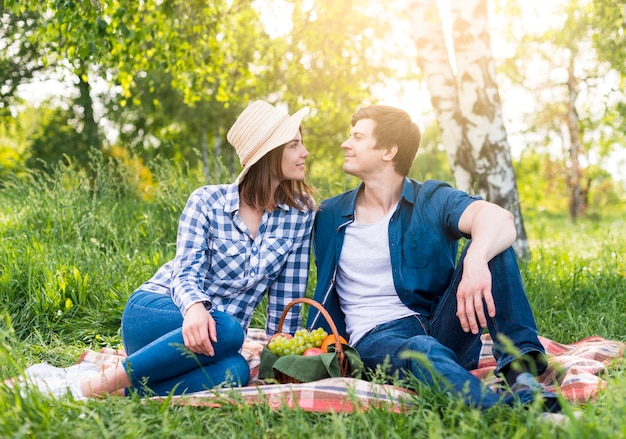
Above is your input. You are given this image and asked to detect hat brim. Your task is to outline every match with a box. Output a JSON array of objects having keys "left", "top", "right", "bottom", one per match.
[{"left": 235, "top": 106, "right": 309, "bottom": 185}]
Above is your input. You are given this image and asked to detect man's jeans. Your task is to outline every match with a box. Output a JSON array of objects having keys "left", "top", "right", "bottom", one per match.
[
  {"left": 354, "top": 246, "right": 546, "bottom": 409},
  {"left": 120, "top": 290, "right": 250, "bottom": 396}
]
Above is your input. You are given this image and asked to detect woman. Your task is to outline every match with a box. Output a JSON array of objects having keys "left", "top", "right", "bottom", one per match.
[{"left": 22, "top": 100, "right": 316, "bottom": 398}]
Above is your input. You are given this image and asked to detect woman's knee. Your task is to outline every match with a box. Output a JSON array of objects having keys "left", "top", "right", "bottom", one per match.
[
  {"left": 226, "top": 354, "right": 251, "bottom": 386},
  {"left": 121, "top": 291, "right": 183, "bottom": 354},
  {"left": 212, "top": 311, "right": 245, "bottom": 352},
  {"left": 208, "top": 311, "right": 246, "bottom": 358}
]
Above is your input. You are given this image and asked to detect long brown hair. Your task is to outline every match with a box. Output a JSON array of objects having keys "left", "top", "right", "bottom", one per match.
[{"left": 239, "top": 141, "right": 316, "bottom": 212}]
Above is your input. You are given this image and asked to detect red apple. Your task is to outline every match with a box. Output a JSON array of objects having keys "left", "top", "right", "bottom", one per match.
[{"left": 302, "top": 347, "right": 325, "bottom": 356}]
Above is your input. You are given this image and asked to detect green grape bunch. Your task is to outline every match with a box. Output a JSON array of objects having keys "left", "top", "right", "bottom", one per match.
[{"left": 267, "top": 327, "right": 329, "bottom": 357}]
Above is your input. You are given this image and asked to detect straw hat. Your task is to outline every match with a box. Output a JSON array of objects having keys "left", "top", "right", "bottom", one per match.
[{"left": 227, "top": 100, "right": 309, "bottom": 184}]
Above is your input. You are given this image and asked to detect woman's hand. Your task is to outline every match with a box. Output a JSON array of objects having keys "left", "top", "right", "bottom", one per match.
[{"left": 182, "top": 302, "right": 218, "bottom": 356}]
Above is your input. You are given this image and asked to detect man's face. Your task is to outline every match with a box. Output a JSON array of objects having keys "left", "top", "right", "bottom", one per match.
[{"left": 341, "top": 118, "right": 383, "bottom": 179}]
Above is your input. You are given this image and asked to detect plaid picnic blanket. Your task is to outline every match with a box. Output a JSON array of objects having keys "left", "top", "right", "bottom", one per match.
[
  {"left": 79, "top": 329, "right": 625, "bottom": 412},
  {"left": 471, "top": 334, "right": 625, "bottom": 403}
]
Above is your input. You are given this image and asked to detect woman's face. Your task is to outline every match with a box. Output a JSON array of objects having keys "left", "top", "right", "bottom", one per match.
[{"left": 274, "top": 130, "right": 309, "bottom": 182}]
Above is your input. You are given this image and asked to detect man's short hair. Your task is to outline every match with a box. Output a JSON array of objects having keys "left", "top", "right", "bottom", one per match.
[{"left": 351, "top": 105, "right": 421, "bottom": 176}]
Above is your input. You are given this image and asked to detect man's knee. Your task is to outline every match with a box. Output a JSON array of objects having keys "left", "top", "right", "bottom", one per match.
[
  {"left": 488, "top": 246, "right": 519, "bottom": 273},
  {"left": 402, "top": 334, "right": 442, "bottom": 355}
]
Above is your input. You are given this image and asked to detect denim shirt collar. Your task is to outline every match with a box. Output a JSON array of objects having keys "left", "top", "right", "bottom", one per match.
[
  {"left": 400, "top": 177, "right": 417, "bottom": 206},
  {"left": 339, "top": 177, "right": 417, "bottom": 221},
  {"left": 338, "top": 184, "right": 360, "bottom": 220}
]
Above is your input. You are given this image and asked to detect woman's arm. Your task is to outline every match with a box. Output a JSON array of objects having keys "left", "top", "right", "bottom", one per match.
[
  {"left": 170, "top": 188, "right": 214, "bottom": 314},
  {"left": 170, "top": 188, "right": 217, "bottom": 354},
  {"left": 266, "top": 210, "right": 315, "bottom": 335}
]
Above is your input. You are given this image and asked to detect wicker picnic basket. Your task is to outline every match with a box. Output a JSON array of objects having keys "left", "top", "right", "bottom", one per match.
[{"left": 273, "top": 297, "right": 350, "bottom": 384}]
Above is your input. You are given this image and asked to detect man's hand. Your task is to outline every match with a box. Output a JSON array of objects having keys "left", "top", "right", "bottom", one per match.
[
  {"left": 182, "top": 302, "right": 218, "bottom": 356},
  {"left": 455, "top": 256, "right": 496, "bottom": 334},
  {"left": 456, "top": 200, "right": 515, "bottom": 334}
]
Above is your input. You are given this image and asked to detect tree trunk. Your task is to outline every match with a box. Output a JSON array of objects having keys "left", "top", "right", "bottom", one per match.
[
  {"left": 201, "top": 125, "right": 210, "bottom": 184},
  {"left": 404, "top": 0, "right": 473, "bottom": 191},
  {"left": 76, "top": 61, "right": 100, "bottom": 163},
  {"left": 451, "top": 0, "right": 529, "bottom": 259},
  {"left": 405, "top": 0, "right": 530, "bottom": 259},
  {"left": 565, "top": 60, "right": 586, "bottom": 220},
  {"left": 214, "top": 123, "right": 223, "bottom": 182}
]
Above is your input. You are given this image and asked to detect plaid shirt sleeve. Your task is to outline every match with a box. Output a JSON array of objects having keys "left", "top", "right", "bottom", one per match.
[
  {"left": 169, "top": 188, "right": 214, "bottom": 315},
  {"left": 265, "top": 208, "right": 315, "bottom": 335}
]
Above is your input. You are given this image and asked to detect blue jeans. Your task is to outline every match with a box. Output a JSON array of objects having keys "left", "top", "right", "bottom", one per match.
[
  {"left": 353, "top": 246, "right": 546, "bottom": 409},
  {"left": 120, "top": 290, "right": 250, "bottom": 396}
]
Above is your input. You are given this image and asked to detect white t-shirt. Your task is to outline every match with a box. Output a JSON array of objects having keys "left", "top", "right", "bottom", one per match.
[{"left": 335, "top": 207, "right": 417, "bottom": 346}]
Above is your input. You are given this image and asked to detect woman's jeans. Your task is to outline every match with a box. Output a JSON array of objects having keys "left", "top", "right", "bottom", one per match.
[
  {"left": 354, "top": 246, "right": 546, "bottom": 409},
  {"left": 120, "top": 290, "right": 250, "bottom": 396}
]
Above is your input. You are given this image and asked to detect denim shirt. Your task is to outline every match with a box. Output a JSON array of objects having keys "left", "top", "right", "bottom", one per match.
[{"left": 307, "top": 178, "right": 478, "bottom": 340}]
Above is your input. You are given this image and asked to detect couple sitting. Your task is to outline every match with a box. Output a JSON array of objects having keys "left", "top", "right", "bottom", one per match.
[{"left": 15, "top": 100, "right": 560, "bottom": 412}]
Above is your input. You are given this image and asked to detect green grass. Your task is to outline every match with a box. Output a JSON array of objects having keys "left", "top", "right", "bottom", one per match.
[
  {"left": 1, "top": 156, "right": 625, "bottom": 438},
  {"left": 523, "top": 213, "right": 626, "bottom": 342}
]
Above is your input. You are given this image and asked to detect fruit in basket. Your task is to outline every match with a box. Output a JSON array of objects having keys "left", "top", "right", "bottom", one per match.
[
  {"left": 320, "top": 334, "right": 348, "bottom": 352},
  {"left": 267, "top": 332, "right": 293, "bottom": 344},
  {"left": 267, "top": 327, "right": 329, "bottom": 357},
  {"left": 302, "top": 347, "right": 325, "bottom": 356}
]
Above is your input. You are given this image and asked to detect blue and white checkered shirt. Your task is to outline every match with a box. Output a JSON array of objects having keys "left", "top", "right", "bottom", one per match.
[{"left": 135, "top": 183, "right": 315, "bottom": 335}]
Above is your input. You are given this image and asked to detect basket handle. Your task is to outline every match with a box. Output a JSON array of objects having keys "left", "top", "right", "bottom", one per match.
[{"left": 276, "top": 297, "right": 344, "bottom": 354}]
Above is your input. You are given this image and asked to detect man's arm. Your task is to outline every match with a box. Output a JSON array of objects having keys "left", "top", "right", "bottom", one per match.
[{"left": 456, "top": 200, "right": 516, "bottom": 334}]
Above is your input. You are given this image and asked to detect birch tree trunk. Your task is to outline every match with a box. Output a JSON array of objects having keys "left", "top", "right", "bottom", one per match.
[
  {"left": 451, "top": 0, "right": 529, "bottom": 258},
  {"left": 405, "top": 0, "right": 530, "bottom": 259},
  {"left": 404, "top": 0, "right": 473, "bottom": 191}
]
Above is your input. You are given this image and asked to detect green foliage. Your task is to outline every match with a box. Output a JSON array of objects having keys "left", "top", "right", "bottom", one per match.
[
  {"left": 514, "top": 150, "right": 625, "bottom": 218},
  {"left": 0, "top": 135, "right": 25, "bottom": 187},
  {"left": 23, "top": 105, "right": 88, "bottom": 172},
  {"left": 514, "top": 151, "right": 569, "bottom": 214},
  {"left": 3, "top": 0, "right": 269, "bottom": 175},
  {"left": 3, "top": 0, "right": 105, "bottom": 152},
  {"left": 495, "top": 0, "right": 626, "bottom": 220},
  {"left": 408, "top": 122, "right": 455, "bottom": 183},
  {"left": 0, "top": 7, "right": 43, "bottom": 111},
  {"left": 3, "top": 0, "right": 414, "bottom": 184},
  {"left": 589, "top": 0, "right": 626, "bottom": 78},
  {"left": 0, "top": 107, "right": 32, "bottom": 186},
  {"left": 280, "top": 0, "right": 411, "bottom": 183}
]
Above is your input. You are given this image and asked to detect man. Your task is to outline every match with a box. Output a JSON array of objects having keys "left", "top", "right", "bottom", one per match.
[{"left": 307, "top": 105, "right": 560, "bottom": 411}]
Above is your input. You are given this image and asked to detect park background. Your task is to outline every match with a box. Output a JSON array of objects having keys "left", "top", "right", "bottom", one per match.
[{"left": 1, "top": 0, "right": 626, "bottom": 437}]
